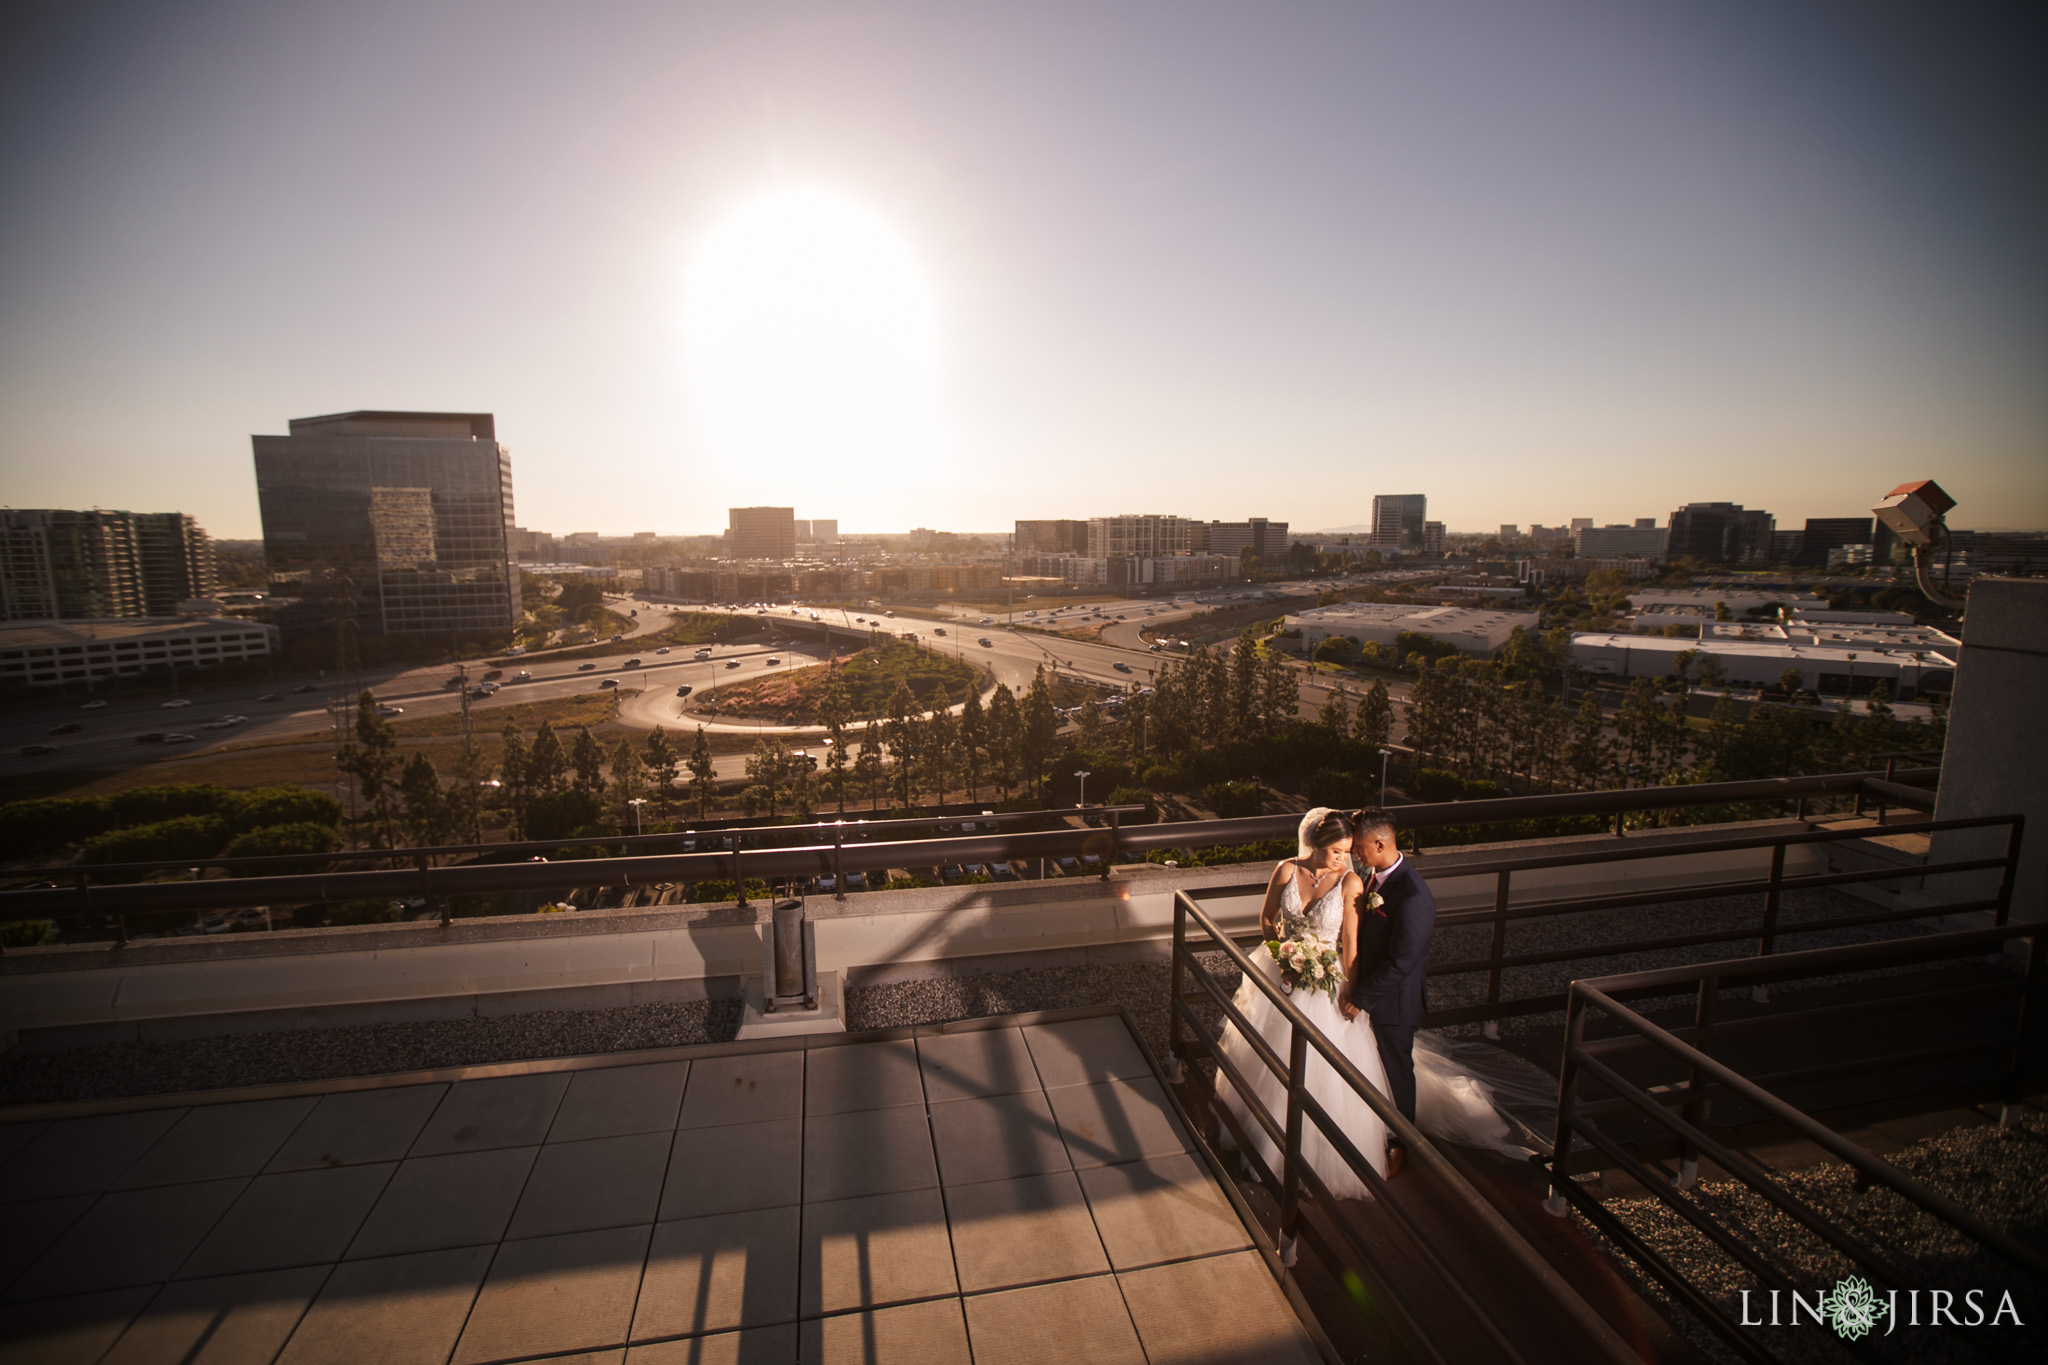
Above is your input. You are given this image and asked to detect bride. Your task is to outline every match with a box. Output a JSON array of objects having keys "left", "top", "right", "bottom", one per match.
[
  {"left": 1216, "top": 808, "right": 1391, "bottom": 1200},
  {"left": 1215, "top": 808, "right": 1532, "bottom": 1204}
]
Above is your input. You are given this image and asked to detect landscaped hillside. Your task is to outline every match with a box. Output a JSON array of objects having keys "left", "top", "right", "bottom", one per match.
[{"left": 695, "top": 642, "right": 984, "bottom": 723}]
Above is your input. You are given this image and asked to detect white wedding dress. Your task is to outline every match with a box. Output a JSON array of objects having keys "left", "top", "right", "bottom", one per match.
[
  {"left": 1215, "top": 862, "right": 1539, "bottom": 1203},
  {"left": 1216, "top": 867, "right": 1392, "bottom": 1200}
]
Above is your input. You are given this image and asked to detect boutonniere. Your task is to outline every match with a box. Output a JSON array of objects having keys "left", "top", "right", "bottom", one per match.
[{"left": 1364, "top": 890, "right": 1386, "bottom": 918}]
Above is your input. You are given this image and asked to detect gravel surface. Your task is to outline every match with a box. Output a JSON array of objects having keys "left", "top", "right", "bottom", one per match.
[{"left": 1582, "top": 1110, "right": 2048, "bottom": 1365}]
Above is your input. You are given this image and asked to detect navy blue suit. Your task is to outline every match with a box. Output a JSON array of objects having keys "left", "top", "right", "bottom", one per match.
[{"left": 1350, "top": 857, "right": 1435, "bottom": 1132}]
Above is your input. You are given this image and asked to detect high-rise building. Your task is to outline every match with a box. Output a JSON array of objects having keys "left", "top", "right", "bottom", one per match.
[
  {"left": 1499, "top": 524, "right": 1518, "bottom": 539},
  {"left": 1014, "top": 519, "right": 1090, "bottom": 554},
  {"left": 1666, "top": 503, "right": 1775, "bottom": 564},
  {"left": 0, "top": 508, "right": 217, "bottom": 621},
  {"left": 1421, "top": 521, "right": 1446, "bottom": 557},
  {"left": 727, "top": 507, "right": 796, "bottom": 560},
  {"left": 810, "top": 519, "right": 838, "bottom": 543},
  {"left": 1086, "top": 515, "right": 1191, "bottom": 559},
  {"left": 1574, "top": 522, "right": 1669, "bottom": 559},
  {"left": 1194, "top": 518, "right": 1289, "bottom": 560},
  {"left": 1370, "top": 494, "right": 1428, "bottom": 551},
  {"left": 1800, "top": 517, "right": 1876, "bottom": 567},
  {"left": 1570, "top": 518, "right": 1593, "bottom": 533},
  {"left": 253, "top": 410, "right": 517, "bottom": 639}
]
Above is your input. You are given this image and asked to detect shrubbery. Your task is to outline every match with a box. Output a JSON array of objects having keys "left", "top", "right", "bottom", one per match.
[
  {"left": 1102, "top": 787, "right": 1157, "bottom": 823},
  {"left": 0, "top": 784, "right": 343, "bottom": 862},
  {"left": 80, "top": 815, "right": 233, "bottom": 876},
  {"left": 222, "top": 822, "right": 341, "bottom": 875},
  {"left": 1202, "top": 781, "right": 1264, "bottom": 819}
]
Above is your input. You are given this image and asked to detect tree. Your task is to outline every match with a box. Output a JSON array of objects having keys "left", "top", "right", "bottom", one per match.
[
  {"left": 500, "top": 720, "right": 532, "bottom": 838},
  {"left": 745, "top": 737, "right": 791, "bottom": 816},
  {"left": 958, "top": 686, "right": 987, "bottom": 799},
  {"left": 686, "top": 726, "right": 717, "bottom": 819},
  {"left": 1226, "top": 637, "right": 1262, "bottom": 740},
  {"left": 1354, "top": 678, "right": 1393, "bottom": 751},
  {"left": 528, "top": 721, "right": 569, "bottom": 794},
  {"left": 854, "top": 719, "right": 885, "bottom": 810},
  {"left": 1020, "top": 668, "right": 1058, "bottom": 797},
  {"left": 1315, "top": 685, "right": 1350, "bottom": 738},
  {"left": 445, "top": 727, "right": 488, "bottom": 843},
  {"left": 1566, "top": 694, "right": 1608, "bottom": 790},
  {"left": 642, "top": 726, "right": 678, "bottom": 817},
  {"left": 821, "top": 678, "right": 852, "bottom": 812},
  {"left": 607, "top": 737, "right": 649, "bottom": 828},
  {"left": 924, "top": 709, "right": 959, "bottom": 805},
  {"left": 1313, "top": 635, "right": 1358, "bottom": 666},
  {"left": 1077, "top": 697, "right": 1105, "bottom": 744},
  {"left": 570, "top": 727, "right": 606, "bottom": 794},
  {"left": 335, "top": 691, "right": 401, "bottom": 848},
  {"left": 398, "top": 752, "right": 450, "bottom": 848},
  {"left": 986, "top": 685, "right": 1022, "bottom": 798},
  {"left": 882, "top": 682, "right": 919, "bottom": 809},
  {"left": 1259, "top": 649, "right": 1299, "bottom": 734}
]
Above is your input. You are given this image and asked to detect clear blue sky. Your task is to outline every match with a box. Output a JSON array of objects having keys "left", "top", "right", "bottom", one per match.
[{"left": 1, "top": 0, "right": 2042, "bottom": 537}]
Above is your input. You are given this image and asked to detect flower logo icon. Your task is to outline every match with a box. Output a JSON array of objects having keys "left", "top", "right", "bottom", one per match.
[{"left": 1820, "top": 1275, "right": 1887, "bottom": 1341}]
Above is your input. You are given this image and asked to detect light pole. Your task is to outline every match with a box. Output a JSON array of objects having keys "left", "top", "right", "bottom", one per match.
[
  {"left": 626, "top": 797, "right": 647, "bottom": 836},
  {"left": 1074, "top": 769, "right": 1091, "bottom": 809},
  {"left": 1377, "top": 748, "right": 1391, "bottom": 807}
]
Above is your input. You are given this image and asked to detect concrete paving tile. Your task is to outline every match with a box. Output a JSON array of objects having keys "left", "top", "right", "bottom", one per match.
[
  {"left": 796, "top": 1296, "right": 970, "bottom": 1365},
  {"left": 509, "top": 1132, "right": 673, "bottom": 1239},
  {"left": 275, "top": 1243, "right": 493, "bottom": 1365},
  {"left": 0, "top": 1286, "right": 156, "bottom": 1365},
  {"left": 102, "top": 1265, "right": 330, "bottom": 1365},
  {"left": 268, "top": 1086, "right": 448, "bottom": 1172},
  {"left": 347, "top": 1147, "right": 538, "bottom": 1260},
  {"left": 800, "top": 1188, "right": 956, "bottom": 1317},
  {"left": 943, "top": 1170, "right": 1109, "bottom": 1293},
  {"left": 627, "top": 1323, "right": 795, "bottom": 1363},
  {"left": 1021, "top": 1017, "right": 1153, "bottom": 1091},
  {"left": 502, "top": 1353, "right": 623, "bottom": 1365},
  {"left": 0, "top": 1109, "right": 185, "bottom": 1202},
  {"left": 116, "top": 1097, "right": 319, "bottom": 1189},
  {"left": 660, "top": 1118, "right": 800, "bottom": 1221},
  {"left": 803, "top": 1107, "right": 937, "bottom": 1203},
  {"left": 679, "top": 1052, "right": 803, "bottom": 1129},
  {"left": 452, "top": 1223, "right": 652, "bottom": 1365},
  {"left": 928, "top": 1093, "right": 1069, "bottom": 1188},
  {"left": 0, "top": 1123, "right": 48, "bottom": 1166},
  {"left": 0, "top": 1195, "right": 94, "bottom": 1291},
  {"left": 916, "top": 1030, "right": 1038, "bottom": 1104},
  {"left": 1077, "top": 1155, "right": 1251, "bottom": 1271},
  {"left": 1116, "top": 1250, "right": 1321, "bottom": 1365},
  {"left": 1046, "top": 1077, "right": 1191, "bottom": 1169},
  {"left": 960, "top": 1275, "right": 1145, "bottom": 1365},
  {"left": 181, "top": 1163, "right": 394, "bottom": 1278},
  {"left": 411, "top": 1074, "right": 571, "bottom": 1156},
  {"left": 630, "top": 1206, "right": 800, "bottom": 1341},
  {"left": 5, "top": 1177, "right": 246, "bottom": 1301},
  {"left": 551, "top": 1062, "right": 691, "bottom": 1143},
  {"left": 805, "top": 1041, "right": 925, "bottom": 1115}
]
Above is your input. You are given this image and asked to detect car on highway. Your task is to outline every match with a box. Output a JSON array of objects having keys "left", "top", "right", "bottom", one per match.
[
  {"left": 48, "top": 723, "right": 83, "bottom": 734},
  {"left": 979, "top": 615, "right": 993, "bottom": 623},
  {"left": 482, "top": 669, "right": 503, "bottom": 681},
  {"left": 725, "top": 658, "right": 740, "bottom": 668},
  {"left": 694, "top": 648, "right": 713, "bottom": 659},
  {"left": 161, "top": 698, "right": 192, "bottom": 708},
  {"left": 610, "top": 633, "right": 624, "bottom": 641},
  {"left": 20, "top": 743, "right": 57, "bottom": 756},
  {"left": 256, "top": 692, "right": 278, "bottom": 701},
  {"left": 622, "top": 658, "right": 642, "bottom": 668},
  {"left": 765, "top": 656, "right": 780, "bottom": 665},
  {"left": 376, "top": 704, "right": 404, "bottom": 716},
  {"left": 512, "top": 671, "right": 532, "bottom": 682},
  {"left": 136, "top": 732, "right": 166, "bottom": 744},
  {"left": 675, "top": 684, "right": 693, "bottom": 697},
  {"left": 933, "top": 627, "right": 946, "bottom": 636},
  {"left": 164, "top": 733, "right": 196, "bottom": 744},
  {"left": 578, "top": 662, "right": 597, "bottom": 671},
  {"left": 1113, "top": 661, "right": 1132, "bottom": 672},
  {"left": 470, "top": 686, "right": 493, "bottom": 698},
  {"left": 81, "top": 699, "right": 108, "bottom": 709},
  {"left": 979, "top": 637, "right": 992, "bottom": 647},
  {"left": 599, "top": 678, "right": 618, "bottom": 689},
  {"left": 293, "top": 684, "right": 320, "bottom": 694},
  {"left": 655, "top": 646, "right": 670, "bottom": 655},
  {"left": 1149, "top": 642, "right": 1163, "bottom": 651}
]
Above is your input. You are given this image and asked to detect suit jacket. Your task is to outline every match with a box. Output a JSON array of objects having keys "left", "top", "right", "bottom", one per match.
[{"left": 1349, "top": 857, "right": 1435, "bottom": 1028}]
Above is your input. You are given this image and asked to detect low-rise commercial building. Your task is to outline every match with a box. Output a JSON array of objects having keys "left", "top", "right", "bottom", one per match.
[
  {"left": 0, "top": 617, "right": 278, "bottom": 689},
  {"left": 1570, "top": 632, "right": 1954, "bottom": 695},
  {"left": 1626, "top": 587, "right": 1828, "bottom": 619},
  {"left": 1286, "top": 603, "right": 1540, "bottom": 659}
]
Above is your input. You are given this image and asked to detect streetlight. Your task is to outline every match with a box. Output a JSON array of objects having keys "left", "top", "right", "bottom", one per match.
[
  {"left": 626, "top": 797, "right": 647, "bottom": 836},
  {"left": 1074, "top": 770, "right": 1092, "bottom": 808},
  {"left": 1377, "top": 748, "right": 1392, "bottom": 807}
]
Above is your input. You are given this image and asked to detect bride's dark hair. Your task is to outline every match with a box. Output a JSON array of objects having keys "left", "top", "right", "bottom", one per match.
[{"left": 1303, "top": 810, "right": 1353, "bottom": 852}]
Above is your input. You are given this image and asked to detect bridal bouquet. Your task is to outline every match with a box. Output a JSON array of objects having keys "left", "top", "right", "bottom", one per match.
[{"left": 1264, "top": 934, "right": 1344, "bottom": 1001}]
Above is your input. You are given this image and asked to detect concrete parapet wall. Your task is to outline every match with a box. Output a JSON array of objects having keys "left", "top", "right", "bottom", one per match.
[{"left": 0, "top": 820, "right": 1814, "bottom": 1044}]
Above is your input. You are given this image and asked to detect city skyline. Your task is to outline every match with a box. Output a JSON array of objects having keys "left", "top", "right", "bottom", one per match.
[{"left": 2, "top": 2, "right": 2044, "bottom": 537}]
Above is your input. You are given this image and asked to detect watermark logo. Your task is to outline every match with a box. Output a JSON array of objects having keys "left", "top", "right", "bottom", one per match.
[{"left": 1819, "top": 1276, "right": 1885, "bottom": 1341}]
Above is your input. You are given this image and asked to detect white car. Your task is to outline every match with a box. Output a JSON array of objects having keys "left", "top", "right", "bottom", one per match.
[
  {"left": 377, "top": 704, "right": 403, "bottom": 716},
  {"left": 161, "top": 698, "right": 192, "bottom": 708},
  {"left": 655, "top": 646, "right": 670, "bottom": 654}
]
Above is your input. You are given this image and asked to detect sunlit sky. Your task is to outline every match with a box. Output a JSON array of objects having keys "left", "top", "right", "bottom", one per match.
[{"left": 1, "top": 0, "right": 2043, "bottom": 538}]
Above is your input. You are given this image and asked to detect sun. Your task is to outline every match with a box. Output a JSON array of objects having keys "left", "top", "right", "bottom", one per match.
[{"left": 684, "top": 189, "right": 937, "bottom": 488}]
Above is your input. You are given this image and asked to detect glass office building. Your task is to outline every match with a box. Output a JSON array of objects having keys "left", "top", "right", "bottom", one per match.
[{"left": 253, "top": 411, "right": 518, "bottom": 639}]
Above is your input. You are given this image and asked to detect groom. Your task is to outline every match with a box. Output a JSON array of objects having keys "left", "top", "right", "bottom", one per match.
[{"left": 1341, "top": 807, "right": 1435, "bottom": 1177}]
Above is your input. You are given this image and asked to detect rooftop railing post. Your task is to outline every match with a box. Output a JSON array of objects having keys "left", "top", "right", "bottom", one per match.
[
  {"left": 1166, "top": 892, "right": 1188, "bottom": 1084},
  {"left": 1754, "top": 842, "right": 1786, "bottom": 1002},
  {"left": 732, "top": 835, "right": 748, "bottom": 909},
  {"left": 1483, "top": 869, "right": 1511, "bottom": 1039},
  {"left": 2003, "top": 928, "right": 2045, "bottom": 1128},
  {"left": 1676, "top": 975, "right": 1716, "bottom": 1190},
  {"left": 1613, "top": 808, "right": 1625, "bottom": 838},
  {"left": 1543, "top": 985, "right": 1589, "bottom": 1215},
  {"left": 1994, "top": 815, "right": 2023, "bottom": 928},
  {"left": 832, "top": 824, "right": 846, "bottom": 902},
  {"left": 1102, "top": 809, "right": 1119, "bottom": 882},
  {"left": 1278, "top": 1021, "right": 1309, "bottom": 1267}
]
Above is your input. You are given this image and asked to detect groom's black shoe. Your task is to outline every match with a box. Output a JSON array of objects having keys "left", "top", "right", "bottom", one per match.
[{"left": 1385, "top": 1145, "right": 1405, "bottom": 1180}]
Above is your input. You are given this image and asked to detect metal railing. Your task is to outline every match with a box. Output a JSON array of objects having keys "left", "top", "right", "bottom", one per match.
[
  {"left": 1166, "top": 886, "right": 1640, "bottom": 1365},
  {"left": 0, "top": 766, "right": 1961, "bottom": 954},
  {"left": 1542, "top": 926, "right": 2048, "bottom": 1364}
]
